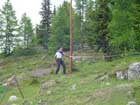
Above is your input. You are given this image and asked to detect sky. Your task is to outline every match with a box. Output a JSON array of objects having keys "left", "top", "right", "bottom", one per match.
[{"left": 0, "top": 0, "right": 69, "bottom": 26}]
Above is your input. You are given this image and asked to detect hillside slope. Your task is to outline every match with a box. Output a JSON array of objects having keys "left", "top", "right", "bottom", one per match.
[{"left": 0, "top": 53, "right": 140, "bottom": 105}]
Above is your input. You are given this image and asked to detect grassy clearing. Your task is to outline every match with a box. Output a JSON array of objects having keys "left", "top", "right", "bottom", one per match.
[{"left": 0, "top": 54, "right": 140, "bottom": 104}]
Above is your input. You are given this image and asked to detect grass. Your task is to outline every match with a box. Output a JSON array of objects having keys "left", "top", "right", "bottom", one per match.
[{"left": 0, "top": 53, "right": 140, "bottom": 104}]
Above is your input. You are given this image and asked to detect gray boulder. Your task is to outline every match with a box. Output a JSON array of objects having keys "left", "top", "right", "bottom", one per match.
[
  {"left": 7, "top": 75, "right": 17, "bottom": 87},
  {"left": 40, "top": 80, "right": 56, "bottom": 94},
  {"left": 127, "top": 101, "right": 137, "bottom": 105},
  {"left": 128, "top": 62, "right": 140, "bottom": 80},
  {"left": 8, "top": 95, "right": 18, "bottom": 102},
  {"left": 94, "top": 74, "right": 109, "bottom": 82},
  {"left": 41, "top": 80, "right": 56, "bottom": 89},
  {"left": 116, "top": 71, "right": 128, "bottom": 80}
]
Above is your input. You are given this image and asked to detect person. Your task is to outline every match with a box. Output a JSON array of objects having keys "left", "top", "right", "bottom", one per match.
[{"left": 55, "top": 47, "right": 66, "bottom": 74}]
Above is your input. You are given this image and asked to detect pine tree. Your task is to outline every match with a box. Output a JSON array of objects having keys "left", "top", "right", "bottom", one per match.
[
  {"left": 48, "top": 1, "right": 70, "bottom": 52},
  {"left": 75, "top": 0, "right": 87, "bottom": 47},
  {"left": 109, "top": 0, "right": 134, "bottom": 54},
  {"left": 53, "top": 6, "right": 56, "bottom": 15},
  {"left": 73, "top": 12, "right": 81, "bottom": 50},
  {"left": 0, "top": 0, "right": 18, "bottom": 55},
  {"left": 84, "top": 0, "right": 96, "bottom": 48},
  {"left": 95, "top": 0, "right": 111, "bottom": 60},
  {"left": 0, "top": 11, "right": 4, "bottom": 51},
  {"left": 19, "top": 13, "right": 34, "bottom": 48},
  {"left": 38, "top": 0, "right": 52, "bottom": 48},
  {"left": 132, "top": 0, "right": 140, "bottom": 51}
]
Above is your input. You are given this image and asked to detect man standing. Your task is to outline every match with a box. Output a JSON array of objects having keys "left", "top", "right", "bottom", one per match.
[{"left": 55, "top": 47, "right": 66, "bottom": 74}]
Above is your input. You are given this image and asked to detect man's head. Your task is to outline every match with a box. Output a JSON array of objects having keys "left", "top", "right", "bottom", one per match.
[
  {"left": 59, "top": 47, "right": 63, "bottom": 52},
  {"left": 57, "top": 47, "right": 63, "bottom": 52}
]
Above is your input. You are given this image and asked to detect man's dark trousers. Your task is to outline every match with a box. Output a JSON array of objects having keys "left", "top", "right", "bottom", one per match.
[{"left": 56, "top": 59, "right": 66, "bottom": 74}]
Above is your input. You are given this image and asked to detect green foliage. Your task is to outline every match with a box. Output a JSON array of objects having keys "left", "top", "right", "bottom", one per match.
[
  {"left": 0, "top": 86, "right": 6, "bottom": 102},
  {"left": 30, "top": 35, "right": 40, "bottom": 47},
  {"left": 131, "top": 0, "right": 140, "bottom": 51},
  {"left": 95, "top": 0, "right": 110, "bottom": 51},
  {"left": 132, "top": 86, "right": 140, "bottom": 103},
  {"left": 108, "top": 0, "right": 134, "bottom": 54},
  {"left": 73, "top": 13, "right": 81, "bottom": 50},
  {"left": 0, "top": 0, "right": 36, "bottom": 56},
  {"left": 0, "top": 0, "right": 19, "bottom": 56},
  {"left": 75, "top": 0, "right": 87, "bottom": 47},
  {"left": 0, "top": 11, "right": 4, "bottom": 52},
  {"left": 0, "top": 86, "right": 5, "bottom": 94},
  {"left": 85, "top": 0, "right": 96, "bottom": 48},
  {"left": 37, "top": 0, "right": 52, "bottom": 48},
  {"left": 13, "top": 47, "right": 39, "bottom": 56},
  {"left": 19, "top": 13, "right": 34, "bottom": 48},
  {"left": 48, "top": 1, "right": 70, "bottom": 52},
  {"left": 46, "top": 0, "right": 140, "bottom": 57},
  {"left": 0, "top": 0, "right": 140, "bottom": 58}
]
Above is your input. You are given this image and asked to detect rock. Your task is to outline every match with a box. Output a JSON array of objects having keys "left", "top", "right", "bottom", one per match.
[
  {"left": 128, "top": 62, "right": 140, "bottom": 80},
  {"left": 47, "top": 90, "right": 52, "bottom": 95},
  {"left": 116, "top": 71, "right": 128, "bottom": 80},
  {"left": 2, "top": 83, "right": 8, "bottom": 87},
  {"left": 94, "top": 74, "right": 109, "bottom": 82},
  {"left": 98, "top": 74, "right": 109, "bottom": 81},
  {"left": 0, "top": 81, "right": 2, "bottom": 85},
  {"left": 106, "top": 82, "right": 110, "bottom": 86},
  {"left": 127, "top": 91, "right": 132, "bottom": 98},
  {"left": 72, "top": 84, "right": 76, "bottom": 90},
  {"left": 8, "top": 95, "right": 18, "bottom": 102},
  {"left": 38, "top": 100, "right": 47, "bottom": 105},
  {"left": 127, "top": 101, "right": 137, "bottom": 105},
  {"left": 41, "top": 80, "right": 56, "bottom": 90},
  {"left": 7, "top": 75, "right": 17, "bottom": 87},
  {"left": 40, "top": 80, "right": 56, "bottom": 95}
]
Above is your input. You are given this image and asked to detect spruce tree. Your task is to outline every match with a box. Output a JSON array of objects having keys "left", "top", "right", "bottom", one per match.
[
  {"left": 39, "top": 0, "right": 51, "bottom": 48},
  {"left": 53, "top": 6, "right": 56, "bottom": 15},
  {"left": 84, "top": 0, "right": 96, "bottom": 48},
  {"left": 0, "top": 11, "right": 4, "bottom": 51},
  {"left": 95, "top": 0, "right": 111, "bottom": 60},
  {"left": 132, "top": 0, "right": 140, "bottom": 51},
  {"left": 0, "top": 0, "right": 18, "bottom": 55},
  {"left": 48, "top": 1, "right": 70, "bottom": 52},
  {"left": 109, "top": 0, "right": 134, "bottom": 54},
  {"left": 75, "top": 0, "right": 87, "bottom": 47},
  {"left": 19, "top": 13, "right": 34, "bottom": 48}
]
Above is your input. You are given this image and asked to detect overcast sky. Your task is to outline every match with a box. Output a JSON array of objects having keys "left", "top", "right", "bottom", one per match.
[{"left": 0, "top": 0, "right": 68, "bottom": 26}]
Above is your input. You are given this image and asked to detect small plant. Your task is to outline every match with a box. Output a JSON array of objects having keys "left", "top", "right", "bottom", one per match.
[{"left": 132, "top": 86, "right": 140, "bottom": 103}]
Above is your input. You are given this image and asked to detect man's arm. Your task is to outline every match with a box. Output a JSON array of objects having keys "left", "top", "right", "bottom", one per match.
[{"left": 54, "top": 52, "right": 57, "bottom": 60}]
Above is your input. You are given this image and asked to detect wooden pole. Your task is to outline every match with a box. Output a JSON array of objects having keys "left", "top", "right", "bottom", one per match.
[{"left": 69, "top": 0, "right": 73, "bottom": 73}]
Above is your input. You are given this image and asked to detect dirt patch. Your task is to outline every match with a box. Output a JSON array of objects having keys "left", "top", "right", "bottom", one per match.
[{"left": 31, "top": 68, "right": 54, "bottom": 78}]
